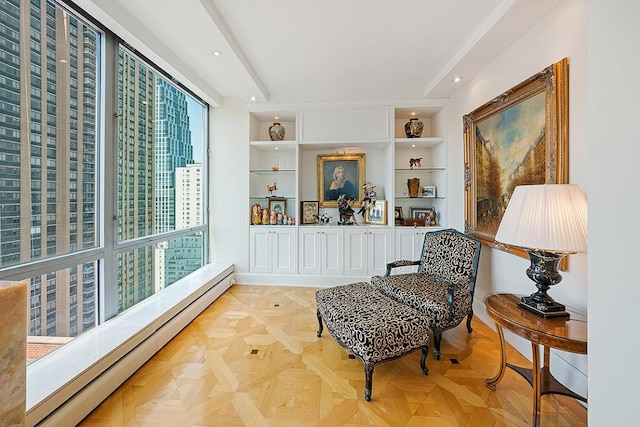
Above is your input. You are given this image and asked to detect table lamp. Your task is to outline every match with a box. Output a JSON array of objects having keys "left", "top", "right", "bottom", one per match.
[{"left": 495, "top": 184, "right": 588, "bottom": 318}]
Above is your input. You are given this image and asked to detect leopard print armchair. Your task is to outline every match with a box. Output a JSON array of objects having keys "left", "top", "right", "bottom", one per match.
[{"left": 371, "top": 228, "right": 481, "bottom": 360}]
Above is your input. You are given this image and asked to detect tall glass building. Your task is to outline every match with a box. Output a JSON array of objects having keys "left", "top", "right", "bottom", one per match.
[{"left": 0, "top": 0, "right": 99, "bottom": 338}]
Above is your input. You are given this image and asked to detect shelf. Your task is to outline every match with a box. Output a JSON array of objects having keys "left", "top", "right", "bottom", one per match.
[
  {"left": 394, "top": 137, "right": 444, "bottom": 147},
  {"left": 298, "top": 140, "right": 390, "bottom": 150},
  {"left": 395, "top": 196, "right": 445, "bottom": 200},
  {"left": 249, "top": 169, "right": 295, "bottom": 175},
  {"left": 250, "top": 195, "right": 296, "bottom": 199},
  {"left": 395, "top": 167, "right": 445, "bottom": 172},
  {"left": 250, "top": 140, "right": 297, "bottom": 151}
]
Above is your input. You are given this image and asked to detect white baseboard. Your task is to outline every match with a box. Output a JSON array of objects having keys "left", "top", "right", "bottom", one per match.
[{"left": 235, "top": 272, "right": 372, "bottom": 287}]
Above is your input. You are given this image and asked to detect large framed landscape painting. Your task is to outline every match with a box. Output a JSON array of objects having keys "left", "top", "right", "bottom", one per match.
[{"left": 464, "top": 58, "right": 569, "bottom": 259}]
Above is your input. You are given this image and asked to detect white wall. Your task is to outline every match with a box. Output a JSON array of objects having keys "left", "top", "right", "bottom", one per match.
[
  {"left": 210, "top": 98, "right": 250, "bottom": 272},
  {"left": 588, "top": 0, "right": 640, "bottom": 424},
  {"left": 446, "top": 0, "right": 589, "bottom": 396}
]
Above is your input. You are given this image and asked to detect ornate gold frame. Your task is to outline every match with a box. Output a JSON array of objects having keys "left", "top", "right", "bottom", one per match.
[
  {"left": 464, "top": 58, "right": 569, "bottom": 259},
  {"left": 317, "top": 153, "right": 365, "bottom": 208}
]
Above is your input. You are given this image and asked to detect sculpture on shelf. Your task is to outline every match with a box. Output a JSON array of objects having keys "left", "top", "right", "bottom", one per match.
[
  {"left": 337, "top": 194, "right": 357, "bottom": 225},
  {"left": 357, "top": 182, "right": 377, "bottom": 218},
  {"left": 409, "top": 158, "right": 422, "bottom": 169},
  {"left": 266, "top": 182, "right": 277, "bottom": 196}
]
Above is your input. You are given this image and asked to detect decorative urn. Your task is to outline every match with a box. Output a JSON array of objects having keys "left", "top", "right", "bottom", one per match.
[
  {"left": 407, "top": 178, "right": 421, "bottom": 198},
  {"left": 269, "top": 122, "right": 286, "bottom": 141},
  {"left": 404, "top": 117, "right": 424, "bottom": 138}
]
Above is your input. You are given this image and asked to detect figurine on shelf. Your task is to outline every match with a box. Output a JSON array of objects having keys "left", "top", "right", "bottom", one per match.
[
  {"left": 266, "top": 182, "right": 277, "bottom": 197},
  {"left": 262, "top": 208, "right": 270, "bottom": 225},
  {"left": 427, "top": 209, "right": 437, "bottom": 226},
  {"left": 337, "top": 194, "right": 357, "bottom": 225},
  {"left": 316, "top": 213, "right": 332, "bottom": 225},
  {"left": 409, "top": 157, "right": 423, "bottom": 169},
  {"left": 270, "top": 209, "right": 277, "bottom": 225},
  {"left": 251, "top": 204, "right": 263, "bottom": 225},
  {"left": 357, "top": 181, "right": 377, "bottom": 218}
]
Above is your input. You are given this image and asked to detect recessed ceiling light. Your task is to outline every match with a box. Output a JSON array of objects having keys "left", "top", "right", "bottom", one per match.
[
  {"left": 250, "top": 96, "right": 256, "bottom": 102},
  {"left": 411, "top": 144, "right": 416, "bottom": 148},
  {"left": 453, "top": 76, "right": 462, "bottom": 83},
  {"left": 274, "top": 116, "right": 279, "bottom": 120},
  {"left": 212, "top": 50, "right": 222, "bottom": 57}
]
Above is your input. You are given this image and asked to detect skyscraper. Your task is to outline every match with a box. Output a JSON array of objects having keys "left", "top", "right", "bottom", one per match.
[
  {"left": 116, "top": 48, "right": 156, "bottom": 311},
  {"left": 0, "top": 0, "right": 99, "bottom": 337}
]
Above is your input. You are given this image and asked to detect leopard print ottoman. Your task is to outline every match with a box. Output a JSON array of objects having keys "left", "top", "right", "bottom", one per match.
[{"left": 315, "top": 281, "right": 430, "bottom": 401}]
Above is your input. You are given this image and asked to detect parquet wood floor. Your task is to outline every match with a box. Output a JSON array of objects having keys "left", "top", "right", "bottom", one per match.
[{"left": 79, "top": 285, "right": 587, "bottom": 426}]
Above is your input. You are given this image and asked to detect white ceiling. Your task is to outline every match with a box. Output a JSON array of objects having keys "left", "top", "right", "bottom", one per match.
[{"left": 77, "top": 0, "right": 564, "bottom": 107}]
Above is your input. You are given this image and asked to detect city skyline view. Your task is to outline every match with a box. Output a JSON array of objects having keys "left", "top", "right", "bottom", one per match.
[{"left": 0, "top": 0, "right": 208, "bottom": 362}]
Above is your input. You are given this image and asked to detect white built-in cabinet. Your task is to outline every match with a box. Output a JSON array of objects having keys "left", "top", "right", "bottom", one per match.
[
  {"left": 344, "top": 228, "right": 394, "bottom": 276},
  {"left": 298, "top": 227, "right": 343, "bottom": 275},
  {"left": 248, "top": 106, "right": 446, "bottom": 279},
  {"left": 249, "top": 227, "right": 297, "bottom": 274}
]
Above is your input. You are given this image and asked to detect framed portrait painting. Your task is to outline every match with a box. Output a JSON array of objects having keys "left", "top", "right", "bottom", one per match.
[
  {"left": 317, "top": 153, "right": 365, "bottom": 208},
  {"left": 463, "top": 58, "right": 569, "bottom": 259}
]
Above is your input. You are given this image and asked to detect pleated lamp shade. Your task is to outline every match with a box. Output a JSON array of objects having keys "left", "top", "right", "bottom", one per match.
[{"left": 495, "top": 184, "right": 588, "bottom": 253}]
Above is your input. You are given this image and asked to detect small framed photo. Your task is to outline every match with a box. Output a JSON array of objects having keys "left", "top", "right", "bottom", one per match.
[
  {"left": 301, "top": 200, "right": 319, "bottom": 224},
  {"left": 422, "top": 186, "right": 436, "bottom": 198},
  {"left": 394, "top": 206, "right": 403, "bottom": 225},
  {"left": 411, "top": 207, "right": 437, "bottom": 226},
  {"left": 365, "top": 200, "right": 387, "bottom": 225},
  {"left": 268, "top": 198, "right": 287, "bottom": 216},
  {"left": 410, "top": 207, "right": 430, "bottom": 220}
]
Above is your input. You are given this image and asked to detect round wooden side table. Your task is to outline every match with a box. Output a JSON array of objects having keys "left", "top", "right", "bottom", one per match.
[{"left": 484, "top": 293, "right": 587, "bottom": 427}]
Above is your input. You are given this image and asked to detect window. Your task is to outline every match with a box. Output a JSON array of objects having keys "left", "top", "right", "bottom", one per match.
[{"left": 0, "top": 0, "right": 209, "bottom": 364}]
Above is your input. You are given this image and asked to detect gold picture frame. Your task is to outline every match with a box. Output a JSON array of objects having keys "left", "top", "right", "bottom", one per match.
[
  {"left": 464, "top": 58, "right": 569, "bottom": 260},
  {"left": 365, "top": 200, "right": 387, "bottom": 225},
  {"left": 317, "top": 153, "right": 365, "bottom": 208}
]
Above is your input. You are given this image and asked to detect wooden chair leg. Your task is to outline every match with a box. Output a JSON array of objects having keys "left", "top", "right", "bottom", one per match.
[
  {"left": 316, "top": 310, "right": 323, "bottom": 337},
  {"left": 364, "top": 363, "right": 375, "bottom": 401},
  {"left": 420, "top": 346, "right": 429, "bottom": 375},
  {"left": 432, "top": 329, "right": 442, "bottom": 360}
]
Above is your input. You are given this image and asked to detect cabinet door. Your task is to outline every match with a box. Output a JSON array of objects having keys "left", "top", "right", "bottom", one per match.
[
  {"left": 249, "top": 227, "right": 273, "bottom": 273},
  {"left": 321, "top": 228, "right": 343, "bottom": 275},
  {"left": 367, "top": 228, "right": 393, "bottom": 276},
  {"left": 272, "top": 228, "right": 297, "bottom": 274},
  {"left": 344, "top": 229, "right": 368, "bottom": 276},
  {"left": 394, "top": 228, "right": 426, "bottom": 274},
  {"left": 298, "top": 228, "right": 322, "bottom": 274}
]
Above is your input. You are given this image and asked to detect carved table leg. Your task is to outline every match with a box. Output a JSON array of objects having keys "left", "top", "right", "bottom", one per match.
[
  {"left": 532, "top": 342, "right": 541, "bottom": 427},
  {"left": 486, "top": 324, "right": 506, "bottom": 390}
]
